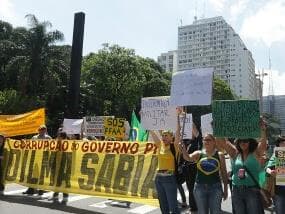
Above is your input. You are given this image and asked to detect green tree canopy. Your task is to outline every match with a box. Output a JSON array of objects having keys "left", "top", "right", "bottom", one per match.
[{"left": 81, "top": 44, "right": 171, "bottom": 119}]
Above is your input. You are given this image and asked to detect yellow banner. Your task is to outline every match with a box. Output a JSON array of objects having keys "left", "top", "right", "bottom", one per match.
[
  {"left": 104, "top": 118, "right": 126, "bottom": 139},
  {"left": 3, "top": 139, "right": 160, "bottom": 206},
  {"left": 0, "top": 108, "right": 45, "bottom": 137}
]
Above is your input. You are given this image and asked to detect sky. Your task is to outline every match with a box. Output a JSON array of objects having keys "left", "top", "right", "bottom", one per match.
[{"left": 0, "top": 0, "right": 285, "bottom": 96}]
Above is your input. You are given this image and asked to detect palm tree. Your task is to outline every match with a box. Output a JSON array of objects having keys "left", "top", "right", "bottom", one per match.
[{"left": 24, "top": 14, "right": 64, "bottom": 95}]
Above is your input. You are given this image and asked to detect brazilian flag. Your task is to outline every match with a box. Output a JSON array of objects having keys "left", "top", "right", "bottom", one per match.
[{"left": 129, "top": 111, "right": 148, "bottom": 142}]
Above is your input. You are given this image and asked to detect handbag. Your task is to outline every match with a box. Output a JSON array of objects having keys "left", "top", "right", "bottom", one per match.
[{"left": 244, "top": 166, "right": 273, "bottom": 208}]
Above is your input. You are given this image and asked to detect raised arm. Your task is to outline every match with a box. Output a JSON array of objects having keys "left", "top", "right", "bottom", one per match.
[
  {"left": 178, "top": 142, "right": 200, "bottom": 162},
  {"left": 256, "top": 117, "right": 267, "bottom": 156},
  {"left": 216, "top": 138, "right": 238, "bottom": 159},
  {"left": 174, "top": 107, "right": 184, "bottom": 145}
]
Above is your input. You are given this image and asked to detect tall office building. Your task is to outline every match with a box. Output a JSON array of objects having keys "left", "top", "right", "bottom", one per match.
[
  {"left": 157, "top": 50, "right": 178, "bottom": 73},
  {"left": 263, "top": 95, "right": 285, "bottom": 135},
  {"left": 177, "top": 16, "right": 257, "bottom": 99}
]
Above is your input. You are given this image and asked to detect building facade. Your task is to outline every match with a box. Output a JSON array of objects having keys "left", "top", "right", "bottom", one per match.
[
  {"left": 157, "top": 50, "right": 178, "bottom": 73},
  {"left": 263, "top": 95, "right": 285, "bottom": 135},
  {"left": 177, "top": 16, "right": 257, "bottom": 99}
]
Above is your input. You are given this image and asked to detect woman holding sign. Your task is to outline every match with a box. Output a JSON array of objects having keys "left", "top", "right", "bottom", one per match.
[
  {"left": 216, "top": 120, "right": 267, "bottom": 214},
  {"left": 265, "top": 136, "right": 285, "bottom": 214},
  {"left": 179, "top": 133, "right": 228, "bottom": 214},
  {"left": 150, "top": 109, "right": 182, "bottom": 214}
]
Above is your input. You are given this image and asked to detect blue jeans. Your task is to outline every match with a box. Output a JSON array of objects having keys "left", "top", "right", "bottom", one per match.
[
  {"left": 193, "top": 182, "right": 223, "bottom": 214},
  {"left": 155, "top": 174, "right": 180, "bottom": 214},
  {"left": 274, "top": 194, "right": 285, "bottom": 214},
  {"left": 232, "top": 186, "right": 264, "bottom": 214}
]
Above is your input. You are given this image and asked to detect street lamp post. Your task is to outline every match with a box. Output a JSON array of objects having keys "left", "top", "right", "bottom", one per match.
[{"left": 255, "top": 69, "right": 268, "bottom": 113}]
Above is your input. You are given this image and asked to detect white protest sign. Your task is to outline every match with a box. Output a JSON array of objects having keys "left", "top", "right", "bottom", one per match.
[
  {"left": 275, "top": 147, "right": 285, "bottom": 186},
  {"left": 63, "top": 118, "right": 83, "bottom": 134},
  {"left": 180, "top": 113, "right": 192, "bottom": 139},
  {"left": 201, "top": 113, "right": 213, "bottom": 135},
  {"left": 141, "top": 96, "right": 177, "bottom": 131},
  {"left": 83, "top": 116, "right": 113, "bottom": 137},
  {"left": 170, "top": 68, "right": 214, "bottom": 106}
]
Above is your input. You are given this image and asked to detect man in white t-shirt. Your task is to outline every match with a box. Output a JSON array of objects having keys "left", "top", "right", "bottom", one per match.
[{"left": 22, "top": 125, "right": 51, "bottom": 196}]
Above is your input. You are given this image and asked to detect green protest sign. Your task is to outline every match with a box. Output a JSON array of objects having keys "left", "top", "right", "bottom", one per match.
[{"left": 212, "top": 100, "right": 260, "bottom": 138}]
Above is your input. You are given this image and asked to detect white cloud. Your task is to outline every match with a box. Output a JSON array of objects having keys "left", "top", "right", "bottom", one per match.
[
  {"left": 230, "top": 0, "right": 249, "bottom": 17},
  {"left": 240, "top": 0, "right": 285, "bottom": 47},
  {"left": 262, "top": 69, "right": 285, "bottom": 96},
  {"left": 0, "top": 0, "right": 24, "bottom": 27},
  {"left": 0, "top": 0, "right": 14, "bottom": 19},
  {"left": 209, "top": 0, "right": 226, "bottom": 12}
]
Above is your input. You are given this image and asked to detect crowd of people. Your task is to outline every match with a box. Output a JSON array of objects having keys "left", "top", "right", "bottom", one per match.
[
  {"left": 0, "top": 112, "right": 285, "bottom": 214},
  {"left": 149, "top": 109, "right": 284, "bottom": 214}
]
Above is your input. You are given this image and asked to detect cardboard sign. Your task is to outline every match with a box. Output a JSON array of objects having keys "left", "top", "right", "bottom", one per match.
[
  {"left": 104, "top": 118, "right": 126, "bottom": 139},
  {"left": 275, "top": 147, "right": 285, "bottom": 186},
  {"left": 170, "top": 68, "right": 213, "bottom": 106},
  {"left": 201, "top": 113, "right": 213, "bottom": 135},
  {"left": 212, "top": 100, "right": 260, "bottom": 138},
  {"left": 141, "top": 96, "right": 176, "bottom": 131},
  {"left": 63, "top": 118, "right": 83, "bottom": 134},
  {"left": 179, "top": 113, "right": 192, "bottom": 139},
  {"left": 83, "top": 116, "right": 113, "bottom": 137}
]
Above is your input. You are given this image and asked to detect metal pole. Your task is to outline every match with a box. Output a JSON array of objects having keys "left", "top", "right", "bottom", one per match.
[{"left": 66, "top": 12, "right": 85, "bottom": 118}]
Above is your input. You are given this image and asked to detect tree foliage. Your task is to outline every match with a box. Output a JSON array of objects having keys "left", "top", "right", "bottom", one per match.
[
  {"left": 0, "top": 16, "right": 71, "bottom": 135},
  {"left": 81, "top": 44, "right": 171, "bottom": 120},
  {"left": 0, "top": 16, "right": 236, "bottom": 134}
]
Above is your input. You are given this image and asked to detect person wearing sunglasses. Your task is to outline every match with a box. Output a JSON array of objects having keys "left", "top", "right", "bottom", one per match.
[{"left": 216, "top": 120, "right": 267, "bottom": 214}]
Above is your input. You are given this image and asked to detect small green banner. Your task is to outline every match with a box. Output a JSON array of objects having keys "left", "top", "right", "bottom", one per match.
[{"left": 212, "top": 100, "right": 260, "bottom": 138}]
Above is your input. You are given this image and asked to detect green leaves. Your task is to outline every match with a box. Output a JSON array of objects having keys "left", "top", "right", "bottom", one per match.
[{"left": 81, "top": 44, "right": 171, "bottom": 119}]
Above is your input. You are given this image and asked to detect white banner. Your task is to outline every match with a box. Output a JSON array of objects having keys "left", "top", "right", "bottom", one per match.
[
  {"left": 180, "top": 113, "right": 192, "bottom": 139},
  {"left": 63, "top": 118, "right": 83, "bottom": 134},
  {"left": 201, "top": 113, "right": 213, "bottom": 135},
  {"left": 170, "top": 68, "right": 214, "bottom": 106},
  {"left": 141, "top": 96, "right": 177, "bottom": 131}
]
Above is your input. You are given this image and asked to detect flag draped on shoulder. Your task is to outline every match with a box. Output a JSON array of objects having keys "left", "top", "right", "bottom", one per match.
[{"left": 129, "top": 111, "right": 148, "bottom": 141}]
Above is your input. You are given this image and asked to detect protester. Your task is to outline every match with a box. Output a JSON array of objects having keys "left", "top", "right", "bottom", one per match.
[
  {"left": 183, "top": 123, "right": 202, "bottom": 213},
  {"left": 50, "top": 129, "right": 69, "bottom": 205},
  {"left": 0, "top": 133, "right": 6, "bottom": 196},
  {"left": 265, "top": 136, "right": 285, "bottom": 214},
  {"left": 216, "top": 120, "right": 267, "bottom": 214},
  {"left": 23, "top": 124, "right": 52, "bottom": 196},
  {"left": 150, "top": 109, "right": 181, "bottom": 214},
  {"left": 179, "top": 133, "right": 228, "bottom": 214}
]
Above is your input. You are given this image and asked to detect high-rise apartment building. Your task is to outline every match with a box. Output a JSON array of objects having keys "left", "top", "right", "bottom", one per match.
[
  {"left": 157, "top": 50, "right": 178, "bottom": 73},
  {"left": 263, "top": 95, "right": 285, "bottom": 135},
  {"left": 177, "top": 16, "right": 257, "bottom": 99}
]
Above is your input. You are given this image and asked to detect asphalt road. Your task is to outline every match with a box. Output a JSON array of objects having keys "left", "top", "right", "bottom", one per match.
[{"left": 0, "top": 183, "right": 235, "bottom": 214}]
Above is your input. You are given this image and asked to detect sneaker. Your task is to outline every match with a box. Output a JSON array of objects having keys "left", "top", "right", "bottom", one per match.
[
  {"left": 38, "top": 190, "right": 46, "bottom": 196},
  {"left": 181, "top": 202, "right": 188, "bottom": 208},
  {"left": 22, "top": 189, "right": 34, "bottom": 195}
]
